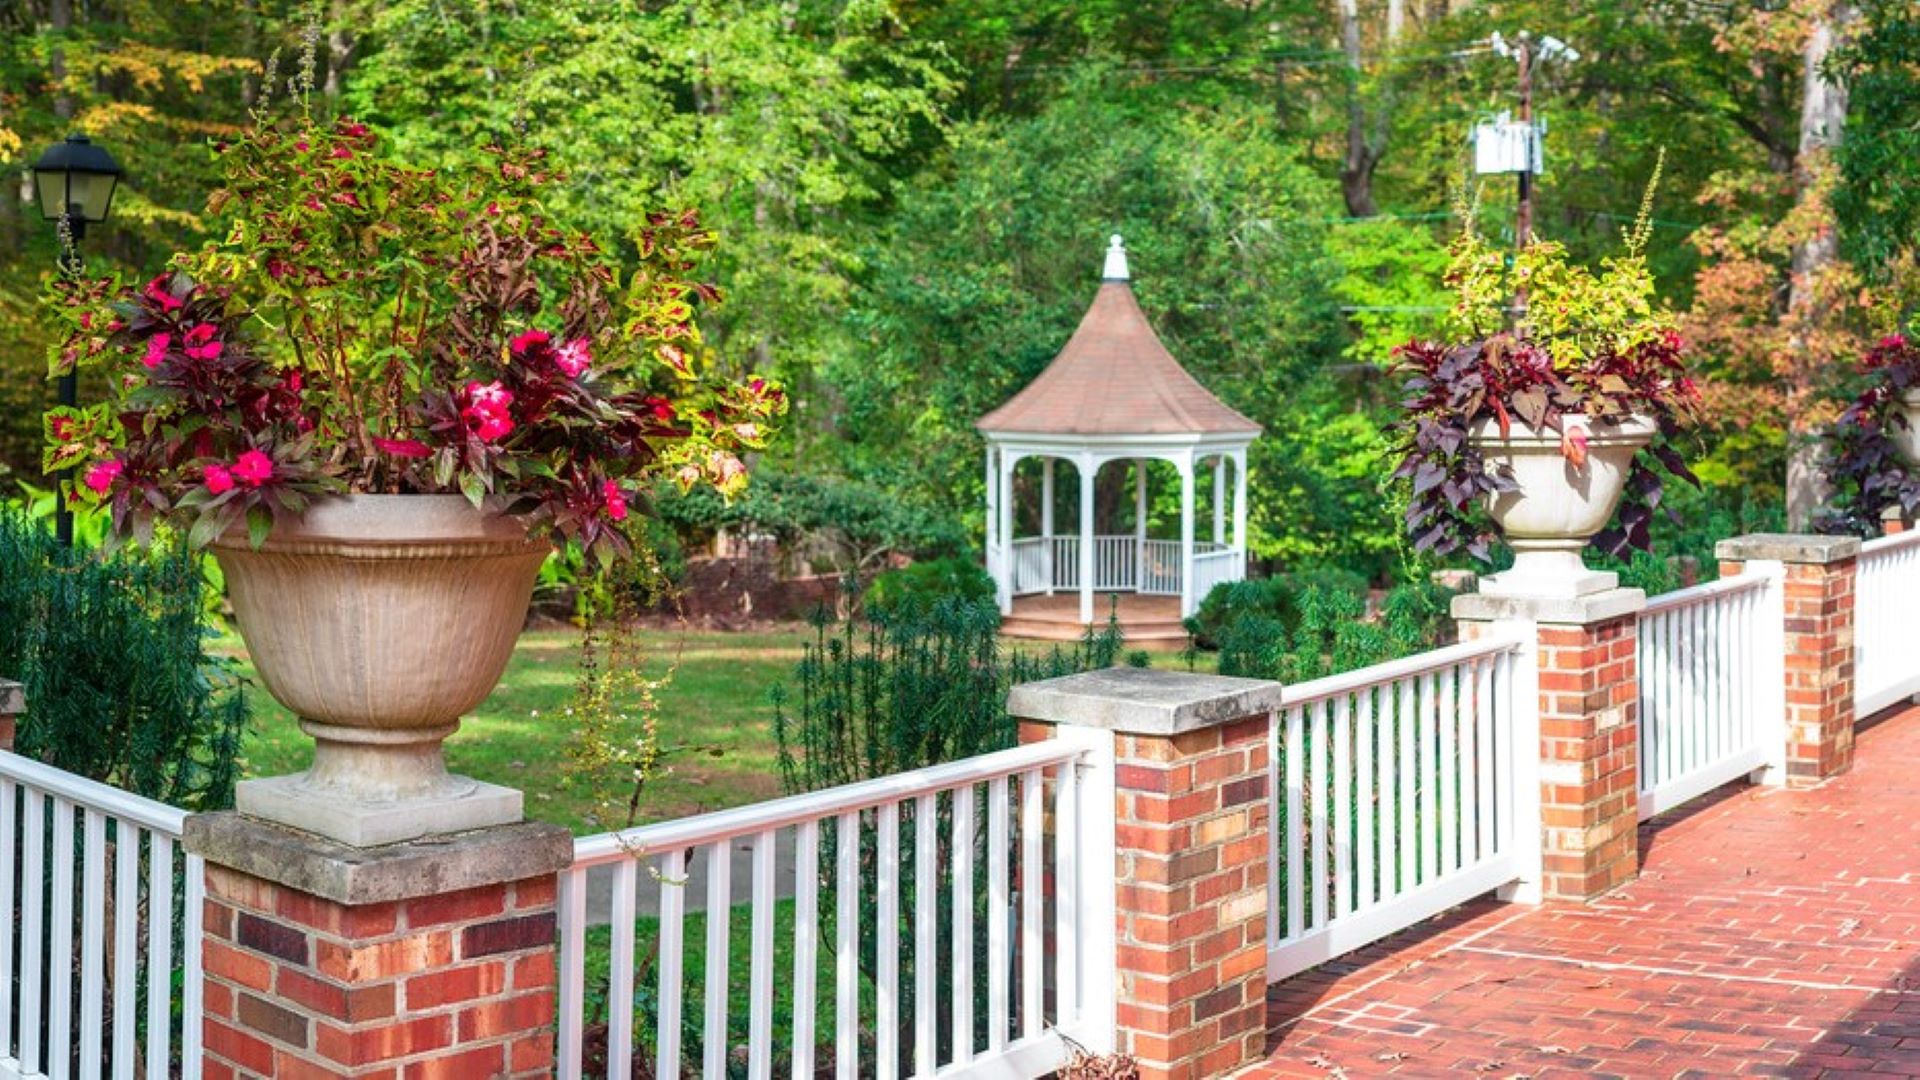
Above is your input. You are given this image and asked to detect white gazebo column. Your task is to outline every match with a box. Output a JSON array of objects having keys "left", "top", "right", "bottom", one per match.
[
  {"left": 1178, "top": 455, "right": 1197, "bottom": 617},
  {"left": 998, "top": 450, "right": 1017, "bottom": 615},
  {"left": 1212, "top": 455, "right": 1226, "bottom": 546},
  {"left": 1080, "top": 454, "right": 1097, "bottom": 625},
  {"left": 985, "top": 444, "right": 1002, "bottom": 608},
  {"left": 1233, "top": 450, "right": 1250, "bottom": 581},
  {"left": 1042, "top": 459, "right": 1056, "bottom": 595},
  {"left": 1134, "top": 460, "right": 1148, "bottom": 585}
]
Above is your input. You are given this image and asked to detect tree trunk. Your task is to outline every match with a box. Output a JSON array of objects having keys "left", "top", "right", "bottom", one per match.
[
  {"left": 1338, "top": 0, "right": 1380, "bottom": 218},
  {"left": 323, "top": 1, "right": 356, "bottom": 101},
  {"left": 49, "top": 0, "right": 72, "bottom": 121},
  {"left": 1784, "top": 2, "right": 1855, "bottom": 530}
]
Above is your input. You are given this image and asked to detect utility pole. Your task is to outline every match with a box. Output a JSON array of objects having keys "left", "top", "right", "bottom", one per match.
[{"left": 1513, "top": 32, "right": 1534, "bottom": 258}]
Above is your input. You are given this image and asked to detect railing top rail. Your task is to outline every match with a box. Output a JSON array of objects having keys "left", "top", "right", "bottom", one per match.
[
  {"left": 572, "top": 739, "right": 1086, "bottom": 868},
  {"left": 1861, "top": 529, "right": 1920, "bottom": 559},
  {"left": 1277, "top": 631, "right": 1527, "bottom": 709},
  {"left": 0, "top": 749, "right": 186, "bottom": 835},
  {"left": 1641, "top": 571, "right": 1770, "bottom": 616}
]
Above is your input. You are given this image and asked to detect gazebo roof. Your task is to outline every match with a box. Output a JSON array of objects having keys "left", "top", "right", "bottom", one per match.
[{"left": 976, "top": 236, "right": 1261, "bottom": 439}]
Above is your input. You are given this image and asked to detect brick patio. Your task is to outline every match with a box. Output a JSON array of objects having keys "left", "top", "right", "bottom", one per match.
[{"left": 1253, "top": 704, "right": 1920, "bottom": 1079}]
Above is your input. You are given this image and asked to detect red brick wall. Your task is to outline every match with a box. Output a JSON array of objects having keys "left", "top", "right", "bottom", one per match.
[
  {"left": 1023, "top": 716, "right": 1270, "bottom": 1080},
  {"left": 1535, "top": 617, "right": 1640, "bottom": 899},
  {"left": 201, "top": 865, "right": 558, "bottom": 1079},
  {"left": 1720, "top": 556, "right": 1857, "bottom": 785}
]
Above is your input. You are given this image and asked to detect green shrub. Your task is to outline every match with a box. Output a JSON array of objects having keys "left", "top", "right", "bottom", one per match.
[
  {"left": 0, "top": 505, "right": 248, "bottom": 809},
  {"left": 1205, "top": 579, "right": 1459, "bottom": 683},
  {"left": 861, "top": 557, "right": 995, "bottom": 618}
]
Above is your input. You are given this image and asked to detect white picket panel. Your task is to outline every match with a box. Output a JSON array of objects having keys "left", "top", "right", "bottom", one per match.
[
  {"left": 1637, "top": 572, "right": 1783, "bottom": 817},
  {"left": 559, "top": 738, "right": 1116, "bottom": 1080},
  {"left": 1856, "top": 531, "right": 1920, "bottom": 719},
  {"left": 1002, "top": 535, "right": 1244, "bottom": 601},
  {"left": 0, "top": 751, "right": 200, "bottom": 1080},
  {"left": 1267, "top": 633, "right": 1529, "bottom": 983}
]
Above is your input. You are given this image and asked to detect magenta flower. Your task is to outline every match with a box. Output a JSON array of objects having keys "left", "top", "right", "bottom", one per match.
[
  {"left": 555, "top": 338, "right": 591, "bottom": 378},
  {"left": 143, "top": 332, "right": 172, "bottom": 369},
  {"left": 509, "top": 330, "right": 551, "bottom": 356},
  {"left": 231, "top": 450, "right": 275, "bottom": 488},
  {"left": 203, "top": 463, "right": 235, "bottom": 494},
  {"left": 83, "top": 459, "right": 123, "bottom": 495},
  {"left": 183, "top": 324, "right": 223, "bottom": 361},
  {"left": 461, "top": 381, "right": 516, "bottom": 442},
  {"left": 143, "top": 275, "right": 183, "bottom": 313},
  {"left": 602, "top": 480, "right": 628, "bottom": 522}
]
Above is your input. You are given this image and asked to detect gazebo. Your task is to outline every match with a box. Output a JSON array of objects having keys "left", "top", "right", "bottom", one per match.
[{"left": 978, "top": 236, "right": 1258, "bottom": 638}]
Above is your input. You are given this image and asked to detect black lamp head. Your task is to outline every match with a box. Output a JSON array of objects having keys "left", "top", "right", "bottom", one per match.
[{"left": 31, "top": 134, "right": 124, "bottom": 225}]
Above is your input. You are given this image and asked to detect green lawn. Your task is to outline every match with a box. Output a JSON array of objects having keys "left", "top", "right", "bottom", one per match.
[
  {"left": 229, "top": 627, "right": 810, "bottom": 834},
  {"left": 228, "top": 623, "right": 1212, "bottom": 836}
]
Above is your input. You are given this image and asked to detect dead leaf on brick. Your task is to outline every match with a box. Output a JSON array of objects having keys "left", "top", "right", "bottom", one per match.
[
  {"left": 1583, "top": 977, "right": 1613, "bottom": 989},
  {"left": 1374, "top": 1052, "right": 1410, "bottom": 1062},
  {"left": 1838, "top": 918, "right": 1862, "bottom": 937},
  {"left": 1536, "top": 1045, "right": 1569, "bottom": 1054},
  {"left": 1304, "top": 1055, "right": 1348, "bottom": 1078},
  {"left": 1474, "top": 1062, "right": 1506, "bottom": 1072}
]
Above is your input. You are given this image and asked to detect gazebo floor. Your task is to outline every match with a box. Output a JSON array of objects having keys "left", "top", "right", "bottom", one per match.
[{"left": 1001, "top": 592, "right": 1188, "bottom": 648}]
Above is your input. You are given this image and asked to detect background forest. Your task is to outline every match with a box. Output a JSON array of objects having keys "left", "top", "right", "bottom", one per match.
[{"left": 3, "top": 0, "right": 1916, "bottom": 583}]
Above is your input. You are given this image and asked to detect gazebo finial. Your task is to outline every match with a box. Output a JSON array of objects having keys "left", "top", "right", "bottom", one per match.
[{"left": 1102, "top": 233, "right": 1129, "bottom": 282}]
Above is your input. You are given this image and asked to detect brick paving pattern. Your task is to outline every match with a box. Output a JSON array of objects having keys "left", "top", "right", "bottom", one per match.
[{"left": 1253, "top": 705, "right": 1920, "bottom": 1079}]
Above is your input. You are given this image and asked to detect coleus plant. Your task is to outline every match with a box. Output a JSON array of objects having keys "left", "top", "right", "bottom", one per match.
[
  {"left": 45, "top": 81, "right": 782, "bottom": 563},
  {"left": 1389, "top": 167, "right": 1701, "bottom": 562},
  {"left": 1817, "top": 333, "right": 1920, "bottom": 536}
]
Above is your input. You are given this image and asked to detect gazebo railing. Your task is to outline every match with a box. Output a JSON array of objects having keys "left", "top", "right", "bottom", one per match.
[{"left": 1007, "top": 535, "right": 1237, "bottom": 599}]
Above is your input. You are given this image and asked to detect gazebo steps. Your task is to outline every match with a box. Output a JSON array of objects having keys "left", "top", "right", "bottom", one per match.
[{"left": 1000, "top": 593, "right": 1191, "bottom": 649}]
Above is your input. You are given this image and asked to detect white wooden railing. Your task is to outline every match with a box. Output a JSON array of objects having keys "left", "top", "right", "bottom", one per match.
[
  {"left": 1855, "top": 530, "right": 1920, "bottom": 719},
  {"left": 1637, "top": 572, "right": 1785, "bottom": 817},
  {"left": 1001, "top": 536, "right": 1243, "bottom": 600},
  {"left": 1266, "top": 633, "right": 1531, "bottom": 982},
  {"left": 557, "top": 737, "right": 1116, "bottom": 1080},
  {"left": 0, "top": 751, "right": 202, "bottom": 1080},
  {"left": 1190, "top": 549, "right": 1242, "bottom": 604}
]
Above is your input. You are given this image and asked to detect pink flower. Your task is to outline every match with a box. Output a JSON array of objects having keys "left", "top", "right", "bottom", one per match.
[
  {"left": 461, "top": 381, "right": 515, "bottom": 442},
  {"left": 509, "top": 329, "right": 551, "bottom": 356},
  {"left": 231, "top": 450, "right": 274, "bottom": 488},
  {"left": 83, "top": 459, "right": 122, "bottom": 495},
  {"left": 203, "top": 463, "right": 235, "bottom": 495},
  {"left": 144, "top": 274, "right": 183, "bottom": 313},
  {"left": 336, "top": 121, "right": 369, "bottom": 139},
  {"left": 602, "top": 480, "right": 628, "bottom": 522},
  {"left": 143, "top": 332, "right": 172, "bottom": 369},
  {"left": 183, "top": 324, "right": 223, "bottom": 361},
  {"left": 373, "top": 437, "right": 432, "bottom": 459},
  {"left": 555, "top": 338, "right": 591, "bottom": 378},
  {"left": 295, "top": 140, "right": 310, "bottom": 152}
]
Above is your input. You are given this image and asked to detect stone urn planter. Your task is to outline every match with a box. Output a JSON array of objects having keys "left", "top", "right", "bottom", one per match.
[
  {"left": 1469, "top": 414, "right": 1657, "bottom": 599},
  {"left": 1893, "top": 389, "right": 1920, "bottom": 467},
  {"left": 211, "top": 495, "right": 549, "bottom": 846}
]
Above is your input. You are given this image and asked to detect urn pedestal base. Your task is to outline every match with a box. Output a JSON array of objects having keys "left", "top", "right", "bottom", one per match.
[
  {"left": 236, "top": 775, "right": 522, "bottom": 847},
  {"left": 236, "top": 718, "right": 522, "bottom": 846},
  {"left": 1479, "top": 546, "right": 1619, "bottom": 599}
]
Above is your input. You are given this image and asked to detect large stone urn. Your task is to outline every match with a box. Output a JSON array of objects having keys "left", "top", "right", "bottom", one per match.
[
  {"left": 212, "top": 495, "right": 549, "bottom": 846},
  {"left": 1470, "top": 414, "right": 1657, "bottom": 599},
  {"left": 1893, "top": 389, "right": 1920, "bottom": 466}
]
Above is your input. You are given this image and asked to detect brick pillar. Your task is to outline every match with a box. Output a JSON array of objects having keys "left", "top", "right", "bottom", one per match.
[
  {"left": 184, "top": 814, "right": 572, "bottom": 1079},
  {"left": 0, "top": 679, "right": 20, "bottom": 752},
  {"left": 1882, "top": 506, "right": 1910, "bottom": 536},
  {"left": 1455, "top": 589, "right": 1645, "bottom": 902},
  {"left": 1718, "top": 534, "right": 1860, "bottom": 785},
  {"left": 1009, "top": 668, "right": 1280, "bottom": 1080}
]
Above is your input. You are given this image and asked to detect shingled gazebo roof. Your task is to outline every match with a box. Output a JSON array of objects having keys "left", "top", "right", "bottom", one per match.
[{"left": 975, "top": 236, "right": 1261, "bottom": 438}]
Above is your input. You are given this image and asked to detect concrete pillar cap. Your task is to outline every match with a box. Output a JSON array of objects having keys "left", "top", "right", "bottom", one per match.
[{"left": 1008, "top": 667, "right": 1282, "bottom": 736}]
